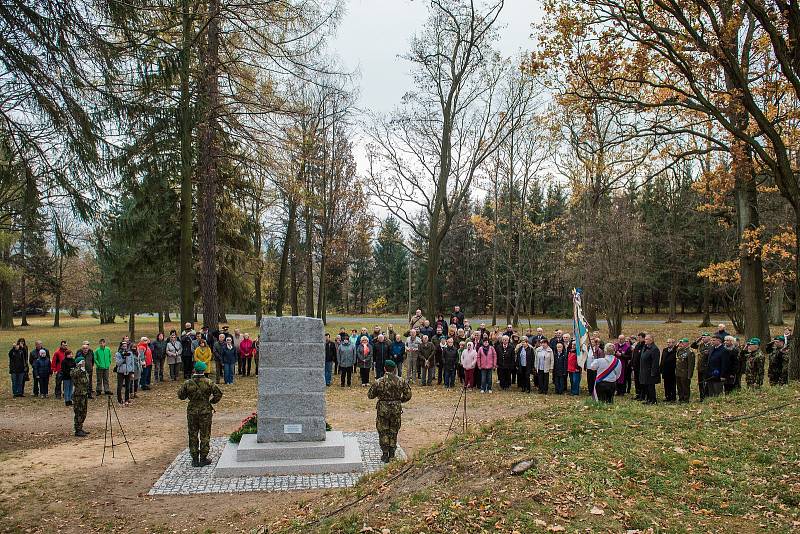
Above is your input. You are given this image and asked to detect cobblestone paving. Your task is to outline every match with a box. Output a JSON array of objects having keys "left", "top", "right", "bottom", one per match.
[{"left": 149, "top": 432, "right": 404, "bottom": 495}]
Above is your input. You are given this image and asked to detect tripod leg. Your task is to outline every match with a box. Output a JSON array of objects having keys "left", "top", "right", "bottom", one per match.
[
  {"left": 102, "top": 395, "right": 111, "bottom": 466},
  {"left": 111, "top": 399, "right": 136, "bottom": 463},
  {"left": 463, "top": 385, "right": 467, "bottom": 433}
]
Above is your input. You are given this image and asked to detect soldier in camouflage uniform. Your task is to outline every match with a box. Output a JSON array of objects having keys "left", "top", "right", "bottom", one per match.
[
  {"left": 744, "top": 338, "right": 765, "bottom": 389},
  {"left": 71, "top": 356, "right": 90, "bottom": 437},
  {"left": 367, "top": 359, "right": 412, "bottom": 463},
  {"left": 766, "top": 336, "right": 789, "bottom": 386},
  {"left": 691, "top": 333, "right": 713, "bottom": 400},
  {"left": 178, "top": 361, "right": 223, "bottom": 467},
  {"left": 675, "top": 338, "right": 695, "bottom": 403}
]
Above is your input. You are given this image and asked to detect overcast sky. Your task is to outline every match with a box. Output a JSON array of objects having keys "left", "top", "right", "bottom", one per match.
[{"left": 331, "top": 0, "right": 544, "bottom": 115}]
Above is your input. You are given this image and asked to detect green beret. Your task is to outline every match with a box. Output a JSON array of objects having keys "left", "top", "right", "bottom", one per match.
[
  {"left": 75, "top": 356, "right": 85, "bottom": 364},
  {"left": 702, "top": 332, "right": 711, "bottom": 337},
  {"left": 194, "top": 361, "right": 207, "bottom": 372},
  {"left": 774, "top": 335, "right": 786, "bottom": 342},
  {"left": 679, "top": 338, "right": 689, "bottom": 343},
  {"left": 747, "top": 338, "right": 761, "bottom": 345},
  {"left": 384, "top": 360, "right": 397, "bottom": 369}
]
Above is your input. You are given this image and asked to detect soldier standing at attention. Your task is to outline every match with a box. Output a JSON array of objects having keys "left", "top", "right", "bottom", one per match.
[
  {"left": 178, "top": 361, "right": 223, "bottom": 467},
  {"left": 71, "top": 356, "right": 90, "bottom": 437},
  {"left": 766, "top": 335, "right": 790, "bottom": 386},
  {"left": 368, "top": 360, "right": 412, "bottom": 463},
  {"left": 744, "top": 338, "right": 765, "bottom": 389},
  {"left": 674, "top": 339, "right": 695, "bottom": 403},
  {"left": 691, "top": 333, "right": 713, "bottom": 400}
]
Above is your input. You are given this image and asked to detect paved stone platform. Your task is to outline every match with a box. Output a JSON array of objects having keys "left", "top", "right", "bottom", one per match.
[{"left": 149, "top": 432, "right": 405, "bottom": 495}]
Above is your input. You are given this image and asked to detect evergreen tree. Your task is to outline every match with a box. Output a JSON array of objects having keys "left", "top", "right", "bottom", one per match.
[{"left": 373, "top": 217, "right": 408, "bottom": 313}]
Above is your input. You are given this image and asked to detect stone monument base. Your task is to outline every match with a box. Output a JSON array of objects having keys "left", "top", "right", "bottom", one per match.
[{"left": 213, "top": 431, "right": 364, "bottom": 477}]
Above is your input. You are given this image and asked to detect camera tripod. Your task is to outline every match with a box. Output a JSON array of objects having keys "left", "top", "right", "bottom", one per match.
[
  {"left": 102, "top": 394, "right": 136, "bottom": 465},
  {"left": 445, "top": 383, "right": 469, "bottom": 440}
]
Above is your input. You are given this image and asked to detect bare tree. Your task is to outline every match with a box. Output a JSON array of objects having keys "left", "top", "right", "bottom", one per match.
[{"left": 367, "top": 0, "right": 536, "bottom": 315}]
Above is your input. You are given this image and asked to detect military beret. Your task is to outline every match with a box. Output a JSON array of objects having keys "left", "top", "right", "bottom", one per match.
[
  {"left": 75, "top": 356, "right": 85, "bottom": 364},
  {"left": 194, "top": 361, "right": 207, "bottom": 372},
  {"left": 747, "top": 338, "right": 761, "bottom": 345},
  {"left": 679, "top": 338, "right": 689, "bottom": 343},
  {"left": 702, "top": 332, "right": 711, "bottom": 337},
  {"left": 384, "top": 360, "right": 397, "bottom": 368},
  {"left": 774, "top": 335, "right": 786, "bottom": 342}
]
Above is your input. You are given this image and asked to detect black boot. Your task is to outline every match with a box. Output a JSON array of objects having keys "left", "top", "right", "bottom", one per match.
[
  {"left": 75, "top": 430, "right": 88, "bottom": 437},
  {"left": 200, "top": 457, "right": 213, "bottom": 467},
  {"left": 381, "top": 450, "right": 389, "bottom": 463},
  {"left": 191, "top": 457, "right": 201, "bottom": 467},
  {"left": 388, "top": 448, "right": 396, "bottom": 460}
]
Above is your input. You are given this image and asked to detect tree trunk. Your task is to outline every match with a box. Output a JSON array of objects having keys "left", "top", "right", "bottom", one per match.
[
  {"left": 769, "top": 282, "right": 785, "bottom": 326},
  {"left": 289, "top": 244, "right": 299, "bottom": 316},
  {"left": 700, "top": 280, "right": 712, "bottom": 327},
  {"left": 178, "top": 0, "right": 195, "bottom": 327},
  {"left": 164, "top": 310, "right": 172, "bottom": 323},
  {"left": 19, "top": 237, "right": 28, "bottom": 327},
  {"left": 158, "top": 311, "right": 164, "bottom": 334},
  {"left": 275, "top": 198, "right": 296, "bottom": 317},
  {"left": 733, "top": 144, "right": 769, "bottom": 344},
  {"left": 667, "top": 267, "right": 679, "bottom": 322},
  {"left": 128, "top": 311, "right": 135, "bottom": 339},
  {"left": 196, "top": 0, "right": 221, "bottom": 331},
  {"left": 53, "top": 254, "right": 63, "bottom": 328},
  {"left": 304, "top": 204, "right": 314, "bottom": 317},
  {"left": 790, "top": 219, "right": 800, "bottom": 382}
]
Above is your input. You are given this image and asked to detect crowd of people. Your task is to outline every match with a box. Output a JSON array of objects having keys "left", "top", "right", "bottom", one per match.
[
  {"left": 6, "top": 323, "right": 259, "bottom": 412},
  {"left": 324, "top": 307, "right": 792, "bottom": 404},
  {"left": 7, "top": 308, "right": 793, "bottom": 418}
]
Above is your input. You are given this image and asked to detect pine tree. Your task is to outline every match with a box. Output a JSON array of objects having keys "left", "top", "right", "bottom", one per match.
[{"left": 373, "top": 217, "right": 408, "bottom": 313}]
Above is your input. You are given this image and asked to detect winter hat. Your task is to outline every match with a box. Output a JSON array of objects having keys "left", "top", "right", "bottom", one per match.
[{"left": 384, "top": 360, "right": 397, "bottom": 369}]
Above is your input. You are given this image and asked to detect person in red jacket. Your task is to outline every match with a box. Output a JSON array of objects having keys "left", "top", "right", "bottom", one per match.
[
  {"left": 239, "top": 333, "right": 255, "bottom": 376},
  {"left": 137, "top": 338, "right": 153, "bottom": 390},
  {"left": 51, "top": 340, "right": 68, "bottom": 399}
]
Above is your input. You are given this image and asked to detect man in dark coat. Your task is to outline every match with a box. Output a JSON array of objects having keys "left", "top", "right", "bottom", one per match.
[
  {"left": 450, "top": 306, "right": 465, "bottom": 328},
  {"left": 660, "top": 338, "right": 677, "bottom": 402},
  {"left": 180, "top": 323, "right": 196, "bottom": 379},
  {"left": 631, "top": 333, "right": 646, "bottom": 400},
  {"left": 705, "top": 335, "right": 729, "bottom": 398},
  {"left": 495, "top": 335, "right": 515, "bottom": 390},
  {"left": 639, "top": 334, "right": 660, "bottom": 404},
  {"left": 324, "top": 333, "right": 337, "bottom": 386},
  {"left": 372, "top": 334, "right": 390, "bottom": 380}
]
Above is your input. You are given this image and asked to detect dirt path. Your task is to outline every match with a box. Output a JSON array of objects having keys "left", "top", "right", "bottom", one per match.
[{"left": 0, "top": 375, "right": 567, "bottom": 534}]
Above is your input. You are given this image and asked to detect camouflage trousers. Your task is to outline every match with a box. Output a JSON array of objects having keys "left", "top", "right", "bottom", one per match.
[
  {"left": 187, "top": 412, "right": 213, "bottom": 460},
  {"left": 73, "top": 395, "right": 87, "bottom": 432},
  {"left": 376, "top": 414, "right": 401, "bottom": 452}
]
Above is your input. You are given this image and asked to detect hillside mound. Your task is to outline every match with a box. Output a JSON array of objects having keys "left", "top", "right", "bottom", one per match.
[{"left": 266, "top": 385, "right": 800, "bottom": 533}]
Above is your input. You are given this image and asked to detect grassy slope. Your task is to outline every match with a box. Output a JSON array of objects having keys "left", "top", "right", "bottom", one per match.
[{"left": 269, "top": 385, "right": 800, "bottom": 534}]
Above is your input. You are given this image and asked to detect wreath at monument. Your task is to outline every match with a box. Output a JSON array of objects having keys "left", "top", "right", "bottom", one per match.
[{"left": 229, "top": 413, "right": 332, "bottom": 443}]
